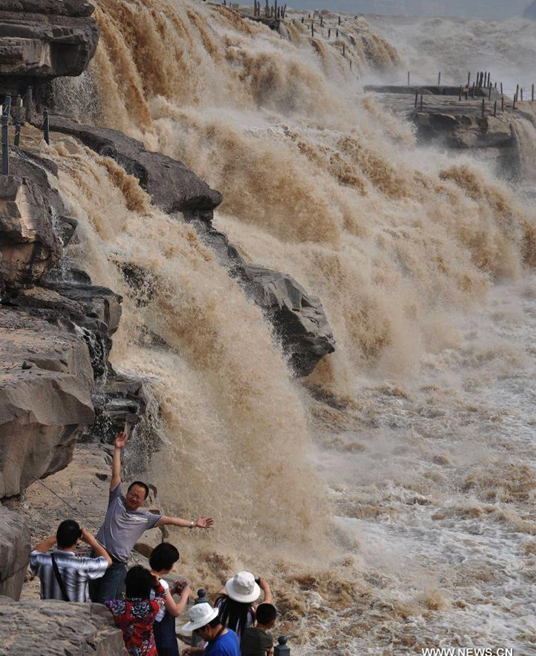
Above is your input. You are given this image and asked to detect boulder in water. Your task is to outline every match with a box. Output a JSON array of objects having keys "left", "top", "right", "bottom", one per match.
[{"left": 238, "top": 264, "right": 336, "bottom": 377}]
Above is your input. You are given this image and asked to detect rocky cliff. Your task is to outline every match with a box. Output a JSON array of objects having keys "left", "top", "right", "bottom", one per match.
[{"left": 0, "top": 0, "right": 98, "bottom": 97}]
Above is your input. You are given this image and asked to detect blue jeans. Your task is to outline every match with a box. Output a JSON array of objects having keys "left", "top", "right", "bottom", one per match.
[{"left": 89, "top": 560, "right": 127, "bottom": 603}]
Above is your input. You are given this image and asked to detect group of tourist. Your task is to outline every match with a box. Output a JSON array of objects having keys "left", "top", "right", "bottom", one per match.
[{"left": 29, "top": 432, "right": 278, "bottom": 656}]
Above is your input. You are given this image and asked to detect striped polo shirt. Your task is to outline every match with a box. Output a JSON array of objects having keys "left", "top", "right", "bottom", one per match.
[{"left": 30, "top": 550, "right": 108, "bottom": 602}]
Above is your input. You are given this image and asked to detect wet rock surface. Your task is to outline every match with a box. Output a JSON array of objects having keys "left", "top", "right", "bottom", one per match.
[
  {"left": 0, "top": 596, "right": 128, "bottom": 656},
  {"left": 191, "top": 219, "right": 336, "bottom": 376},
  {"left": 0, "top": 506, "right": 30, "bottom": 600},
  {"left": 238, "top": 264, "right": 336, "bottom": 377},
  {"left": 48, "top": 116, "right": 223, "bottom": 213},
  {"left": 0, "top": 0, "right": 98, "bottom": 96}
]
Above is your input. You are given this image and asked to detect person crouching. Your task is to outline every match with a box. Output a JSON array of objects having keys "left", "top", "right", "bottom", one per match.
[{"left": 181, "top": 604, "right": 240, "bottom": 656}]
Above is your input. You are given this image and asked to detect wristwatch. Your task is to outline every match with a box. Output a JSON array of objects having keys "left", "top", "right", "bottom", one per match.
[{"left": 189, "top": 520, "right": 195, "bottom": 528}]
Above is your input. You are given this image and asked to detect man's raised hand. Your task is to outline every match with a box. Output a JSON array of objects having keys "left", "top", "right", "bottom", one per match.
[{"left": 114, "top": 431, "right": 129, "bottom": 450}]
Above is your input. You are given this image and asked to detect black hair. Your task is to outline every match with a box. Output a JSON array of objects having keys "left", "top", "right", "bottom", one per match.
[
  {"left": 149, "top": 543, "right": 180, "bottom": 572},
  {"left": 208, "top": 616, "right": 221, "bottom": 629},
  {"left": 256, "top": 603, "right": 277, "bottom": 625},
  {"left": 125, "top": 565, "right": 154, "bottom": 599},
  {"left": 127, "top": 481, "right": 150, "bottom": 500},
  {"left": 215, "top": 595, "right": 252, "bottom": 639},
  {"left": 56, "top": 520, "right": 82, "bottom": 549}
]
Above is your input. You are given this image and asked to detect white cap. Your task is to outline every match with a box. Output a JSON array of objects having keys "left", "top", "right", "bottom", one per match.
[
  {"left": 182, "top": 603, "right": 219, "bottom": 632},
  {"left": 224, "top": 571, "right": 261, "bottom": 603}
]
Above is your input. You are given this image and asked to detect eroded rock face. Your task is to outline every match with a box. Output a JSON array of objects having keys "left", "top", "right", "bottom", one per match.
[
  {"left": 0, "top": 308, "right": 94, "bottom": 497},
  {"left": 190, "top": 219, "right": 336, "bottom": 376},
  {"left": 0, "top": 506, "right": 30, "bottom": 600},
  {"left": 0, "top": 0, "right": 98, "bottom": 96},
  {"left": 239, "top": 264, "right": 335, "bottom": 377},
  {"left": 0, "top": 596, "right": 128, "bottom": 656},
  {"left": 0, "top": 174, "right": 62, "bottom": 291},
  {"left": 48, "top": 116, "right": 223, "bottom": 213}
]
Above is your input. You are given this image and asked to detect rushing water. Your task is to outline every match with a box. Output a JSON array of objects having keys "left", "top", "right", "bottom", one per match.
[{"left": 46, "top": 1, "right": 536, "bottom": 652}]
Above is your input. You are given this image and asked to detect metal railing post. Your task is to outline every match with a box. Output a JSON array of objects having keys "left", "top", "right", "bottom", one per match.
[
  {"left": 274, "top": 636, "right": 291, "bottom": 656},
  {"left": 44, "top": 108, "right": 50, "bottom": 145},
  {"left": 14, "top": 95, "right": 21, "bottom": 147},
  {"left": 191, "top": 589, "right": 209, "bottom": 648},
  {"left": 2, "top": 112, "right": 9, "bottom": 176},
  {"left": 25, "top": 86, "right": 32, "bottom": 124}
]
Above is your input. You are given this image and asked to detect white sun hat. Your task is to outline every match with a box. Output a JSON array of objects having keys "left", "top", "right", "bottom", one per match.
[
  {"left": 224, "top": 571, "right": 261, "bottom": 604},
  {"left": 182, "top": 603, "right": 219, "bottom": 632}
]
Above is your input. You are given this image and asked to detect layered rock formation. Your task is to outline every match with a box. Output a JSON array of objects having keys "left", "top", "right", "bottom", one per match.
[
  {"left": 0, "top": 597, "right": 128, "bottom": 655},
  {"left": 0, "top": 0, "right": 98, "bottom": 96}
]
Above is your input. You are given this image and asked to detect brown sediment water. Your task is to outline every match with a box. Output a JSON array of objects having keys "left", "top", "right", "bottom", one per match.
[{"left": 47, "top": 1, "right": 536, "bottom": 652}]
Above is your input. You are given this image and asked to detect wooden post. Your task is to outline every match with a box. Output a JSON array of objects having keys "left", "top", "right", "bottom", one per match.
[
  {"left": 301, "top": 15, "right": 304, "bottom": 23},
  {"left": 501, "top": 95, "right": 504, "bottom": 112},
  {"left": 328, "top": 28, "right": 331, "bottom": 38},
  {"left": 414, "top": 90, "right": 418, "bottom": 108},
  {"left": 459, "top": 85, "right": 462, "bottom": 101},
  {"left": 493, "top": 100, "right": 497, "bottom": 117},
  {"left": 467, "top": 71, "right": 471, "bottom": 87},
  {"left": 408, "top": 71, "right": 411, "bottom": 86},
  {"left": 438, "top": 72, "right": 441, "bottom": 85},
  {"left": 481, "top": 98, "right": 485, "bottom": 117},
  {"left": 274, "top": 0, "right": 277, "bottom": 18},
  {"left": 500, "top": 82, "right": 503, "bottom": 96},
  {"left": 336, "top": 28, "right": 339, "bottom": 38},
  {"left": 532, "top": 83, "right": 535, "bottom": 102},
  {"left": 420, "top": 94, "right": 423, "bottom": 111},
  {"left": 488, "top": 85, "right": 492, "bottom": 100},
  {"left": 311, "top": 22, "right": 314, "bottom": 37},
  {"left": 338, "top": 15, "right": 341, "bottom": 24},
  {"left": 521, "top": 87, "right": 524, "bottom": 102},
  {"left": 342, "top": 43, "right": 345, "bottom": 57},
  {"left": 513, "top": 93, "right": 517, "bottom": 110}
]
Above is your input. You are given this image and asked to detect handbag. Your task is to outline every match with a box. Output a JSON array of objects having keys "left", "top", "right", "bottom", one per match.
[{"left": 51, "top": 553, "right": 70, "bottom": 602}]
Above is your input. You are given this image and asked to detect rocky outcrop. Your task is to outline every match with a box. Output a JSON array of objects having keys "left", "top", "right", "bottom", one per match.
[
  {"left": 0, "top": 167, "right": 63, "bottom": 292},
  {"left": 0, "top": 506, "right": 30, "bottom": 600},
  {"left": 0, "top": 308, "right": 95, "bottom": 497},
  {"left": 239, "top": 264, "right": 335, "bottom": 376},
  {"left": 0, "top": 0, "right": 99, "bottom": 96},
  {"left": 0, "top": 596, "right": 128, "bottom": 656},
  {"left": 190, "top": 220, "right": 336, "bottom": 376},
  {"left": 48, "top": 117, "right": 223, "bottom": 214}
]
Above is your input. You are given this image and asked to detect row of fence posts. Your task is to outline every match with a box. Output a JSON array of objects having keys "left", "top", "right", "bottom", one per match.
[
  {"left": 1, "top": 87, "right": 50, "bottom": 176},
  {"left": 190, "top": 589, "right": 291, "bottom": 654},
  {"left": 410, "top": 68, "right": 535, "bottom": 117},
  {"left": 252, "top": 0, "right": 286, "bottom": 18}
]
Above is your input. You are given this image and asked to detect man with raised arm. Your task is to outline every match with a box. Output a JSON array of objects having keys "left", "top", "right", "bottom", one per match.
[{"left": 90, "top": 431, "right": 214, "bottom": 603}]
